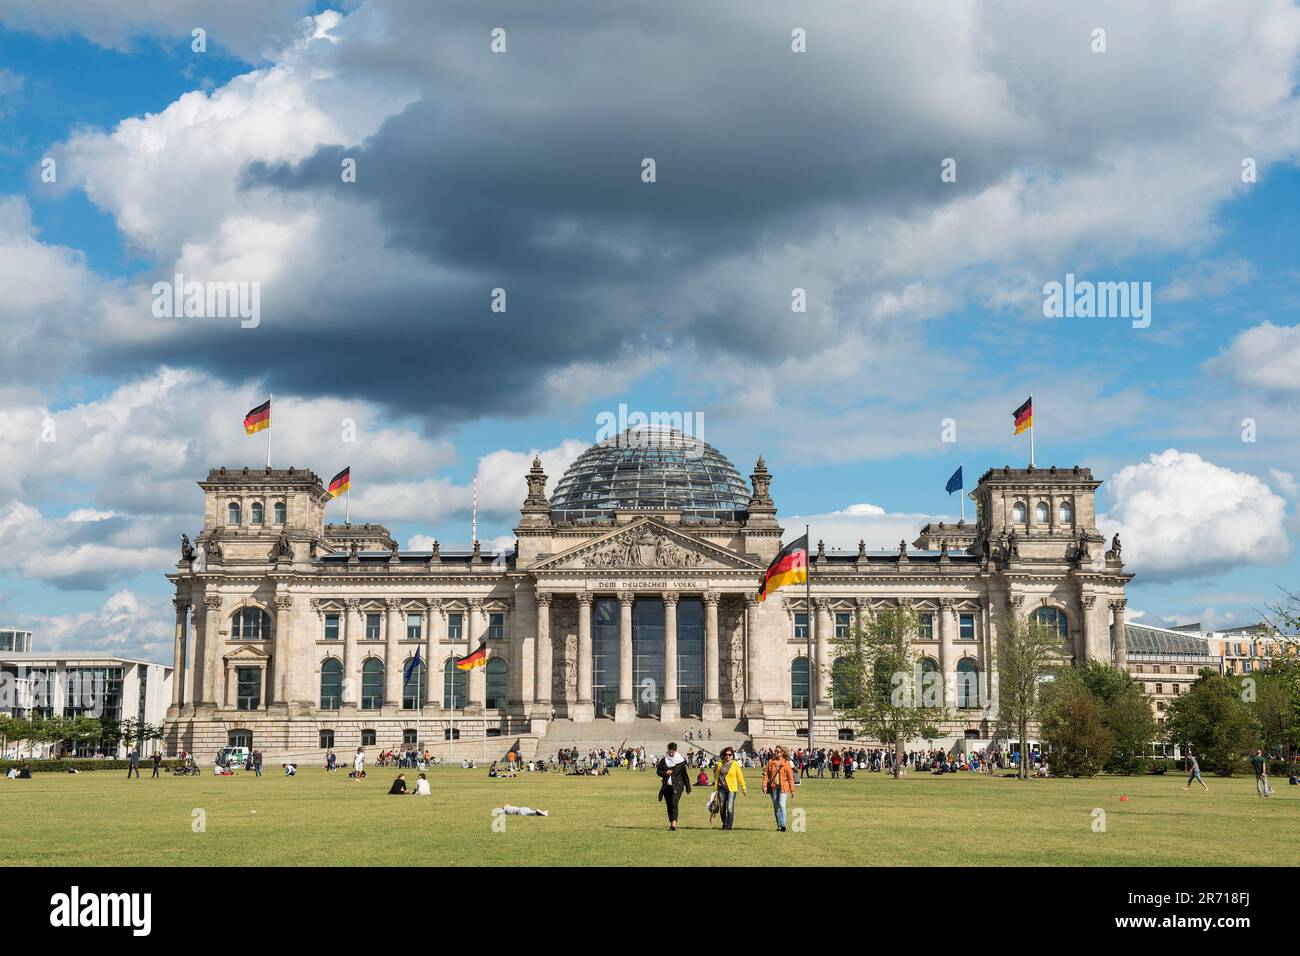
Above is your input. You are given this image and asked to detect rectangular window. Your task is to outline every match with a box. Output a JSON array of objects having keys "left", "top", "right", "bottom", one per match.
[
  {"left": 406, "top": 613, "right": 422, "bottom": 641},
  {"left": 919, "top": 613, "right": 934, "bottom": 640},
  {"left": 488, "top": 612, "right": 504, "bottom": 640},
  {"left": 236, "top": 667, "right": 261, "bottom": 711},
  {"left": 793, "top": 612, "right": 808, "bottom": 640},
  {"left": 365, "top": 613, "right": 381, "bottom": 640},
  {"left": 444, "top": 728, "right": 461, "bottom": 741},
  {"left": 1155, "top": 683, "right": 1163, "bottom": 695},
  {"left": 319, "top": 730, "right": 334, "bottom": 749},
  {"left": 447, "top": 613, "right": 463, "bottom": 641},
  {"left": 403, "top": 729, "right": 418, "bottom": 746},
  {"left": 361, "top": 729, "right": 376, "bottom": 747},
  {"left": 1244, "top": 661, "right": 1253, "bottom": 672},
  {"left": 324, "top": 613, "right": 340, "bottom": 641},
  {"left": 834, "top": 612, "right": 851, "bottom": 639},
  {"left": 959, "top": 613, "right": 975, "bottom": 640}
]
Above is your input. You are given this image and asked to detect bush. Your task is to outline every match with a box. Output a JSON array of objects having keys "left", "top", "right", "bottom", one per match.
[{"left": 0, "top": 758, "right": 184, "bottom": 774}]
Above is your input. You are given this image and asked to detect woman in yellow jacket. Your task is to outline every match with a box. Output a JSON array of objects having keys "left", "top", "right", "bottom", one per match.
[{"left": 713, "top": 747, "right": 747, "bottom": 830}]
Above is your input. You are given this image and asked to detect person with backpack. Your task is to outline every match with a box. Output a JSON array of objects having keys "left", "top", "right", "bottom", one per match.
[{"left": 763, "top": 746, "right": 796, "bottom": 832}]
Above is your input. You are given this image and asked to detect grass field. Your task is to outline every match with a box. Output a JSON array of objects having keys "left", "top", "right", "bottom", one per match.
[{"left": 3, "top": 766, "right": 1297, "bottom": 866}]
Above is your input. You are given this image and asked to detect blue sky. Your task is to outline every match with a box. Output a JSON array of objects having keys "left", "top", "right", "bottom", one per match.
[{"left": 2, "top": 1, "right": 1299, "bottom": 658}]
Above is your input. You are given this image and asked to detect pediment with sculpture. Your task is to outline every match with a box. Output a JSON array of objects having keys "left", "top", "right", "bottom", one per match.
[{"left": 534, "top": 519, "right": 760, "bottom": 573}]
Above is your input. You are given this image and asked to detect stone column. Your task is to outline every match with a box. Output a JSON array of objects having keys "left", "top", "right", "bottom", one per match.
[
  {"left": 467, "top": 600, "right": 487, "bottom": 713},
  {"left": 938, "top": 599, "right": 956, "bottom": 708},
  {"left": 660, "top": 591, "right": 680, "bottom": 723},
  {"left": 1079, "top": 594, "right": 1095, "bottom": 662},
  {"left": 424, "top": 600, "right": 442, "bottom": 714},
  {"left": 574, "top": 592, "right": 595, "bottom": 722},
  {"left": 258, "top": 662, "right": 268, "bottom": 711},
  {"left": 702, "top": 592, "right": 722, "bottom": 721},
  {"left": 615, "top": 591, "right": 635, "bottom": 723},
  {"left": 1111, "top": 599, "right": 1128, "bottom": 669},
  {"left": 224, "top": 661, "right": 236, "bottom": 709},
  {"left": 744, "top": 594, "right": 764, "bottom": 717},
  {"left": 533, "top": 592, "right": 553, "bottom": 719},
  {"left": 342, "top": 599, "right": 360, "bottom": 710},
  {"left": 170, "top": 599, "right": 187, "bottom": 715},
  {"left": 384, "top": 599, "right": 403, "bottom": 710},
  {"left": 200, "top": 594, "right": 223, "bottom": 711},
  {"left": 815, "top": 598, "right": 832, "bottom": 713},
  {"left": 271, "top": 593, "right": 293, "bottom": 712}
]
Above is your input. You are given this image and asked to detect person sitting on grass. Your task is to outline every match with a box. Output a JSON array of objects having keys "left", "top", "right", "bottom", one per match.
[
  {"left": 388, "top": 774, "right": 408, "bottom": 795},
  {"left": 282, "top": 763, "right": 297, "bottom": 776},
  {"left": 412, "top": 772, "right": 431, "bottom": 796}
]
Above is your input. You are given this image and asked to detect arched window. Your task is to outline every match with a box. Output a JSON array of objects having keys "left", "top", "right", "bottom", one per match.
[
  {"left": 443, "top": 659, "right": 466, "bottom": 710},
  {"left": 227, "top": 729, "right": 252, "bottom": 749},
  {"left": 485, "top": 658, "right": 507, "bottom": 710},
  {"left": 360, "top": 659, "right": 383, "bottom": 710},
  {"left": 227, "top": 501, "right": 241, "bottom": 525},
  {"left": 831, "top": 657, "right": 855, "bottom": 710},
  {"left": 1012, "top": 501, "right": 1027, "bottom": 523},
  {"left": 273, "top": 501, "right": 286, "bottom": 524},
  {"left": 250, "top": 501, "right": 264, "bottom": 525},
  {"left": 232, "top": 607, "right": 271, "bottom": 641},
  {"left": 402, "top": 658, "right": 425, "bottom": 710},
  {"left": 1032, "top": 606, "right": 1069, "bottom": 639},
  {"left": 320, "top": 658, "right": 343, "bottom": 709},
  {"left": 1059, "top": 500, "right": 1073, "bottom": 524},
  {"left": 790, "top": 657, "right": 809, "bottom": 709},
  {"left": 956, "top": 659, "right": 979, "bottom": 709},
  {"left": 920, "top": 657, "right": 940, "bottom": 707},
  {"left": 1034, "top": 501, "right": 1049, "bottom": 523}
]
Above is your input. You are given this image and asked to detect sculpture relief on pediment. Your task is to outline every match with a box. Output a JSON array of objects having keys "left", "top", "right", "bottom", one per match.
[{"left": 582, "top": 528, "right": 710, "bottom": 570}]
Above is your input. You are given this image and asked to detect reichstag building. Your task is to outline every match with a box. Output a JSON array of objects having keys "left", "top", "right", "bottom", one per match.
[{"left": 165, "top": 428, "right": 1132, "bottom": 760}]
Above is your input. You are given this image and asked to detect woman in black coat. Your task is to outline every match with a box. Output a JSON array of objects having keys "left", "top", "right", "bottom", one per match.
[{"left": 656, "top": 742, "right": 692, "bottom": 831}]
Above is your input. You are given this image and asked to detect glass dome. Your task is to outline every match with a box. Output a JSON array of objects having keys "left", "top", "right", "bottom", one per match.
[{"left": 550, "top": 427, "right": 752, "bottom": 522}]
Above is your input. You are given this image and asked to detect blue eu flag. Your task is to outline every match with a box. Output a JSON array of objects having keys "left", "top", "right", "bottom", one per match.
[
  {"left": 945, "top": 466, "right": 963, "bottom": 495},
  {"left": 403, "top": 647, "right": 422, "bottom": 682}
]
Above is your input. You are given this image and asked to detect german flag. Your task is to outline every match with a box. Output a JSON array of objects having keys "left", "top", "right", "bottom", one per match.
[
  {"left": 757, "top": 534, "right": 808, "bottom": 602},
  {"left": 1013, "top": 396, "right": 1033, "bottom": 435},
  {"left": 326, "top": 466, "right": 350, "bottom": 499},
  {"left": 455, "top": 642, "right": 488, "bottom": 671},
  {"left": 243, "top": 399, "right": 271, "bottom": 435}
]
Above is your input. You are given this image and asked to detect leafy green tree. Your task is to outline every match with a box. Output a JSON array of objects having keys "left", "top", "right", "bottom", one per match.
[
  {"left": 1253, "top": 657, "right": 1299, "bottom": 757},
  {"left": 1070, "top": 659, "right": 1157, "bottom": 773},
  {"left": 1164, "top": 670, "right": 1260, "bottom": 775},
  {"left": 995, "top": 615, "right": 1068, "bottom": 780},
  {"left": 1041, "top": 670, "right": 1113, "bottom": 776},
  {"left": 834, "top": 606, "right": 947, "bottom": 778}
]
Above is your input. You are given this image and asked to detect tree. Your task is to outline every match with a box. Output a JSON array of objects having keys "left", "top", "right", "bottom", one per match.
[
  {"left": 1070, "top": 659, "right": 1157, "bottom": 774},
  {"left": 141, "top": 722, "right": 167, "bottom": 756},
  {"left": 995, "top": 614, "right": 1069, "bottom": 780},
  {"left": 1261, "top": 586, "right": 1300, "bottom": 653},
  {"left": 0, "top": 715, "right": 30, "bottom": 759},
  {"left": 834, "top": 606, "right": 947, "bottom": 778},
  {"left": 1040, "top": 670, "right": 1113, "bottom": 777},
  {"left": 1164, "top": 670, "right": 1259, "bottom": 775},
  {"left": 1253, "top": 656, "right": 1299, "bottom": 757}
]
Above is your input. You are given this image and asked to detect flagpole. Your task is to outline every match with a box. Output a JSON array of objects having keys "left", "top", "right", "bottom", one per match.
[
  {"left": 266, "top": 393, "right": 272, "bottom": 469},
  {"left": 345, "top": 484, "right": 350, "bottom": 525},
  {"left": 806, "top": 523, "right": 814, "bottom": 759},
  {"left": 1029, "top": 393, "right": 1035, "bottom": 468},
  {"left": 960, "top": 460, "right": 966, "bottom": 523}
]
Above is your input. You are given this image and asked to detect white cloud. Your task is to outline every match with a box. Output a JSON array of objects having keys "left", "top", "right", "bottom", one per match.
[
  {"left": 782, "top": 502, "right": 950, "bottom": 554},
  {"left": 1102, "top": 450, "right": 1290, "bottom": 580},
  {"left": 1270, "top": 468, "right": 1299, "bottom": 498},
  {"left": 1208, "top": 321, "right": 1300, "bottom": 393},
  {"left": 1159, "top": 255, "right": 1257, "bottom": 302},
  {"left": 16, "top": 590, "right": 173, "bottom": 661},
  {"left": 0, "top": 502, "right": 171, "bottom": 591}
]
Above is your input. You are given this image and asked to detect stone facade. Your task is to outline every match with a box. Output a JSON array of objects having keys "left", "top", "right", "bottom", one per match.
[{"left": 165, "top": 452, "right": 1131, "bottom": 761}]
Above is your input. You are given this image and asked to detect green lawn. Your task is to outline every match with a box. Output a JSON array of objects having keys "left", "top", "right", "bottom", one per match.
[{"left": 3, "top": 766, "right": 1297, "bottom": 866}]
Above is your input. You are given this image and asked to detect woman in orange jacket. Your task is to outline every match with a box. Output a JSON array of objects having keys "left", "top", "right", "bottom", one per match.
[{"left": 763, "top": 745, "right": 797, "bottom": 831}]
